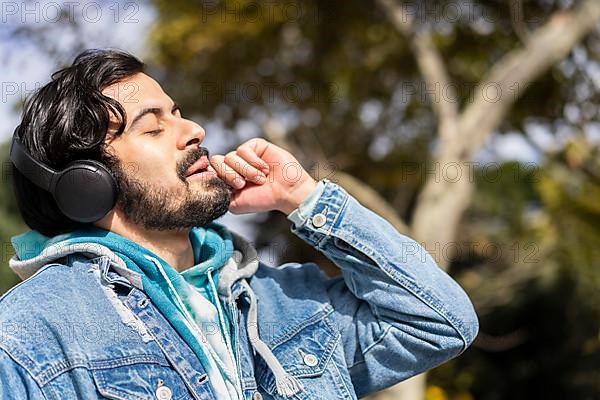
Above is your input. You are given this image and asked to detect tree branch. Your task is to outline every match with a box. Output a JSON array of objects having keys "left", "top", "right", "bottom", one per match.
[
  {"left": 377, "top": 0, "right": 459, "bottom": 143},
  {"left": 460, "top": 0, "right": 600, "bottom": 158},
  {"left": 510, "top": 0, "right": 530, "bottom": 45},
  {"left": 409, "top": 0, "right": 600, "bottom": 268}
]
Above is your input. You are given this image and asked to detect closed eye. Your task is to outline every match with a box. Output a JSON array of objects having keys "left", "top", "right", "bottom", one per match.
[
  {"left": 145, "top": 129, "right": 163, "bottom": 136},
  {"left": 143, "top": 103, "right": 181, "bottom": 136}
]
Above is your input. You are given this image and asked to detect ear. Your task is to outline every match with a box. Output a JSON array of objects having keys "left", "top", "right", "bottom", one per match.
[
  {"left": 105, "top": 134, "right": 116, "bottom": 146},
  {"left": 105, "top": 122, "right": 121, "bottom": 145},
  {"left": 104, "top": 105, "right": 127, "bottom": 145}
]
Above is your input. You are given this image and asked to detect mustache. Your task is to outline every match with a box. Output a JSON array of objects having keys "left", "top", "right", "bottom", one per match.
[{"left": 177, "top": 146, "right": 210, "bottom": 180}]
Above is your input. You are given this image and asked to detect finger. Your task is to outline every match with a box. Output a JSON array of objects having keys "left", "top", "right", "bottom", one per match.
[
  {"left": 209, "top": 154, "right": 246, "bottom": 189},
  {"left": 242, "top": 137, "right": 269, "bottom": 155},
  {"left": 236, "top": 145, "right": 270, "bottom": 174},
  {"left": 224, "top": 152, "right": 266, "bottom": 184}
]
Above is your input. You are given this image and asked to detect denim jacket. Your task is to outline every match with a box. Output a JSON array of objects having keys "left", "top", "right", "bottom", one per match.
[{"left": 0, "top": 179, "right": 479, "bottom": 399}]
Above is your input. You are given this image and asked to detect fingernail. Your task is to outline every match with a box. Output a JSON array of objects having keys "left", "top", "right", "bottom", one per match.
[
  {"left": 254, "top": 173, "right": 266, "bottom": 183},
  {"left": 233, "top": 178, "right": 245, "bottom": 188}
]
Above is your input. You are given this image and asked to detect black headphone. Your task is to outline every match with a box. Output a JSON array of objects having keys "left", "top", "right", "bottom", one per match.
[{"left": 9, "top": 126, "right": 118, "bottom": 223}]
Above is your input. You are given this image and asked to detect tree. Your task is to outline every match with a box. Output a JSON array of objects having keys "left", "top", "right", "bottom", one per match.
[{"left": 149, "top": 0, "right": 600, "bottom": 398}]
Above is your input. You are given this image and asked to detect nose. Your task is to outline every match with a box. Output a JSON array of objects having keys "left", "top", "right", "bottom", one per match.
[{"left": 177, "top": 118, "right": 206, "bottom": 150}]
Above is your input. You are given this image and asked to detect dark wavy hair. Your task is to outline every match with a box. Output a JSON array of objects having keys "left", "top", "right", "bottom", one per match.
[{"left": 12, "top": 48, "right": 145, "bottom": 236}]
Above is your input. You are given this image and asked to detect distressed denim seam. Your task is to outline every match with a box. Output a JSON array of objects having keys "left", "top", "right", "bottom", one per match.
[
  {"left": 0, "top": 345, "right": 46, "bottom": 392},
  {"left": 38, "top": 354, "right": 169, "bottom": 385},
  {"left": 331, "top": 342, "right": 354, "bottom": 397}
]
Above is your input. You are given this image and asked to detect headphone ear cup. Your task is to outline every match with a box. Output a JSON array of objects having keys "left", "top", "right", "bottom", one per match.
[{"left": 52, "top": 160, "right": 118, "bottom": 223}]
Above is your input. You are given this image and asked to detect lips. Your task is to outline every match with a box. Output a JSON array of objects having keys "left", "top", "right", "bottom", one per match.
[{"left": 185, "top": 156, "right": 210, "bottom": 177}]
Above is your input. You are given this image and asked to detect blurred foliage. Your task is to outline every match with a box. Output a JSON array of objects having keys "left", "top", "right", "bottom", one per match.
[{"left": 1, "top": 0, "right": 599, "bottom": 399}]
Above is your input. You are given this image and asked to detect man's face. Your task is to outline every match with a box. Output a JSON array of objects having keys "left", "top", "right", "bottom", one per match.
[{"left": 102, "top": 72, "right": 232, "bottom": 230}]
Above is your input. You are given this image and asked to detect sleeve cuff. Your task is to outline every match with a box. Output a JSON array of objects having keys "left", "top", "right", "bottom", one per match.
[{"left": 286, "top": 179, "right": 328, "bottom": 227}]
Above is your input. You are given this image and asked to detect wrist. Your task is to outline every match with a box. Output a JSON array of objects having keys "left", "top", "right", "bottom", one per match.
[{"left": 279, "top": 176, "right": 318, "bottom": 215}]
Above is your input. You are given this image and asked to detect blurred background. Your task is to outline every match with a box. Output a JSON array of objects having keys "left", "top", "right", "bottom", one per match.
[{"left": 1, "top": 1, "right": 599, "bottom": 399}]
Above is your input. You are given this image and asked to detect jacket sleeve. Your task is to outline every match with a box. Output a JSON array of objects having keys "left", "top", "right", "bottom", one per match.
[
  {"left": 0, "top": 348, "right": 47, "bottom": 399},
  {"left": 287, "top": 179, "right": 479, "bottom": 397}
]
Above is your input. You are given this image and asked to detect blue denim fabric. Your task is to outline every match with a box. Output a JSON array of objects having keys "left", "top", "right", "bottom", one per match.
[{"left": 0, "top": 179, "right": 478, "bottom": 399}]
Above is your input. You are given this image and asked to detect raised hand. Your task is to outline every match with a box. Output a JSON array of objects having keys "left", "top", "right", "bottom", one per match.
[{"left": 209, "top": 138, "right": 317, "bottom": 215}]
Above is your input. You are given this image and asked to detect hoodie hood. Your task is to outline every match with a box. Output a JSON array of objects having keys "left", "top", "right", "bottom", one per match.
[{"left": 9, "top": 227, "right": 258, "bottom": 296}]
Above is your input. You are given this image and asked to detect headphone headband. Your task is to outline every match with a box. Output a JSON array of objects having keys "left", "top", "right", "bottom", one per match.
[{"left": 10, "top": 134, "right": 58, "bottom": 192}]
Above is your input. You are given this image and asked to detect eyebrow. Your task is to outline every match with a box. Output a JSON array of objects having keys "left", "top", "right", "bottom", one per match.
[{"left": 128, "top": 102, "right": 180, "bottom": 132}]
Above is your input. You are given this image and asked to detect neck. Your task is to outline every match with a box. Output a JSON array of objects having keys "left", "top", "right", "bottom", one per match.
[{"left": 94, "top": 211, "right": 194, "bottom": 272}]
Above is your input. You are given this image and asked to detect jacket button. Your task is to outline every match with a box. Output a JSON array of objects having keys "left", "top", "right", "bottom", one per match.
[
  {"left": 138, "top": 298, "right": 149, "bottom": 308},
  {"left": 311, "top": 213, "right": 327, "bottom": 228},
  {"left": 252, "top": 391, "right": 263, "bottom": 400},
  {"left": 155, "top": 385, "right": 172, "bottom": 400},
  {"left": 303, "top": 353, "right": 319, "bottom": 367}
]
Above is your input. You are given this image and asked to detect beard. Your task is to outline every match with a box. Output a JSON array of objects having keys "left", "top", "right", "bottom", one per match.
[{"left": 105, "top": 146, "right": 232, "bottom": 231}]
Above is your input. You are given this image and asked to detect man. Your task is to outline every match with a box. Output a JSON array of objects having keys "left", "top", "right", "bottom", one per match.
[{"left": 0, "top": 49, "right": 478, "bottom": 399}]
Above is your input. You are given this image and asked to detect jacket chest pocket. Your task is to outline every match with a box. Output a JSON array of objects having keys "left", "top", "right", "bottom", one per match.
[
  {"left": 255, "top": 314, "right": 351, "bottom": 400},
  {"left": 91, "top": 357, "right": 194, "bottom": 400}
]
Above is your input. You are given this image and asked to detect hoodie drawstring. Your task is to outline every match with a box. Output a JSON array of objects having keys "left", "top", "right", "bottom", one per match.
[
  {"left": 207, "top": 268, "right": 243, "bottom": 396},
  {"left": 240, "top": 280, "right": 303, "bottom": 397}
]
